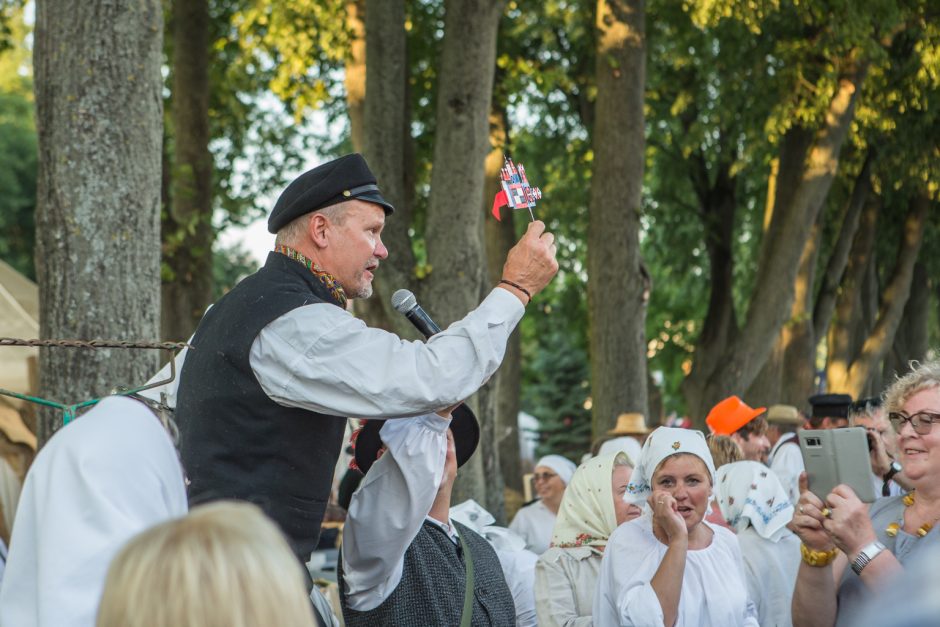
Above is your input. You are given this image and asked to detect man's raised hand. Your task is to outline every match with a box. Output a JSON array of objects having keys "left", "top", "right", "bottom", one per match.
[{"left": 500, "top": 220, "right": 559, "bottom": 304}]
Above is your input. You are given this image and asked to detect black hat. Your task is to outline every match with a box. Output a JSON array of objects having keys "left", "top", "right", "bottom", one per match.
[
  {"left": 353, "top": 404, "right": 480, "bottom": 475},
  {"left": 850, "top": 396, "right": 883, "bottom": 414},
  {"left": 267, "top": 153, "right": 394, "bottom": 233},
  {"left": 808, "top": 393, "right": 853, "bottom": 419}
]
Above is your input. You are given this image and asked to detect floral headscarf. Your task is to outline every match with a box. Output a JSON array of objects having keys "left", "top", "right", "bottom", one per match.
[{"left": 715, "top": 460, "right": 794, "bottom": 542}]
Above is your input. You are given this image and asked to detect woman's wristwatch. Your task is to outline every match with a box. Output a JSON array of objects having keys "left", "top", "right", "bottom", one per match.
[{"left": 851, "top": 541, "right": 886, "bottom": 575}]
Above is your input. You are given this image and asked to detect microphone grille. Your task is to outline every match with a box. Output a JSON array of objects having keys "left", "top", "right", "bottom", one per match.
[{"left": 391, "top": 289, "right": 417, "bottom": 314}]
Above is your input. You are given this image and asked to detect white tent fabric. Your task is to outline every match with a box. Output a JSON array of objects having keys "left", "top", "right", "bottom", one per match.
[{"left": 0, "top": 259, "right": 38, "bottom": 409}]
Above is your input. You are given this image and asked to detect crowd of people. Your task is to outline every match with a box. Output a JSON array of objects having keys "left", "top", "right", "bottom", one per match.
[{"left": 0, "top": 153, "right": 937, "bottom": 627}]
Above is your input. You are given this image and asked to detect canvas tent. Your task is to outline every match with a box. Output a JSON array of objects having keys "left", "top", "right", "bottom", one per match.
[{"left": 0, "top": 259, "right": 38, "bottom": 410}]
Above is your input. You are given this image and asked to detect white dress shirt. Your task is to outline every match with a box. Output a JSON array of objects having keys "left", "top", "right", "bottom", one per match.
[
  {"left": 769, "top": 432, "right": 804, "bottom": 504},
  {"left": 341, "top": 414, "right": 450, "bottom": 611},
  {"left": 143, "top": 287, "right": 524, "bottom": 418},
  {"left": 251, "top": 288, "right": 524, "bottom": 418}
]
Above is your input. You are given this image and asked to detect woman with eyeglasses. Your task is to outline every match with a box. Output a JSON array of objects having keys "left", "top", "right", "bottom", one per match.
[
  {"left": 790, "top": 360, "right": 940, "bottom": 627},
  {"left": 511, "top": 455, "right": 577, "bottom": 555}
]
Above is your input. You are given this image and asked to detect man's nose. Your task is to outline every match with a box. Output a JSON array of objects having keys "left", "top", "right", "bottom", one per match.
[{"left": 375, "top": 237, "right": 389, "bottom": 259}]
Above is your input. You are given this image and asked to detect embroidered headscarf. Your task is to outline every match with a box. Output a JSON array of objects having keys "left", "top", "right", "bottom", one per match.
[
  {"left": 536, "top": 454, "right": 577, "bottom": 485},
  {"left": 551, "top": 454, "right": 625, "bottom": 548},
  {"left": 624, "top": 426, "right": 717, "bottom": 505},
  {"left": 715, "top": 460, "right": 794, "bottom": 542},
  {"left": 0, "top": 396, "right": 188, "bottom": 627}
]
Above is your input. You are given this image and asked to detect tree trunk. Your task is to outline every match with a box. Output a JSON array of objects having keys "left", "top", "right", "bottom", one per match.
[
  {"left": 345, "top": 0, "right": 366, "bottom": 154},
  {"left": 827, "top": 195, "right": 929, "bottom": 395},
  {"left": 484, "top": 106, "right": 523, "bottom": 499},
  {"left": 827, "top": 200, "right": 878, "bottom": 389},
  {"left": 355, "top": 0, "right": 417, "bottom": 338},
  {"left": 162, "top": 0, "right": 212, "bottom": 342},
  {"left": 682, "top": 67, "right": 865, "bottom": 420},
  {"left": 588, "top": 0, "right": 648, "bottom": 436},
  {"left": 34, "top": 0, "right": 163, "bottom": 446},
  {"left": 424, "top": 0, "right": 506, "bottom": 514},
  {"left": 883, "top": 261, "right": 929, "bottom": 386},
  {"left": 812, "top": 153, "right": 872, "bottom": 342}
]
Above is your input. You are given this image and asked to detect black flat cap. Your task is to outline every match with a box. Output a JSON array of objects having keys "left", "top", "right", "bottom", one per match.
[
  {"left": 354, "top": 404, "right": 480, "bottom": 475},
  {"left": 809, "top": 393, "right": 853, "bottom": 418},
  {"left": 267, "top": 153, "right": 394, "bottom": 233},
  {"left": 850, "top": 396, "right": 883, "bottom": 414}
]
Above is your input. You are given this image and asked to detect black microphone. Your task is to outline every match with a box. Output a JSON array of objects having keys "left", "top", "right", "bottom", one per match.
[{"left": 391, "top": 289, "right": 442, "bottom": 338}]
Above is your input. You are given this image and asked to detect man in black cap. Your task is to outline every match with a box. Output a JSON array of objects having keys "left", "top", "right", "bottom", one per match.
[
  {"left": 173, "top": 153, "right": 559, "bottom": 567},
  {"left": 807, "top": 393, "right": 853, "bottom": 429},
  {"left": 338, "top": 408, "right": 516, "bottom": 626}
]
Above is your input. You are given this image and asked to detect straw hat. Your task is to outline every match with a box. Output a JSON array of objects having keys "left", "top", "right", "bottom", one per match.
[
  {"left": 607, "top": 412, "right": 650, "bottom": 436},
  {"left": 766, "top": 404, "right": 801, "bottom": 425}
]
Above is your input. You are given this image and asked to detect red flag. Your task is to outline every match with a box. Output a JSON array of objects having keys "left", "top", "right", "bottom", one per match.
[{"left": 491, "top": 189, "right": 508, "bottom": 221}]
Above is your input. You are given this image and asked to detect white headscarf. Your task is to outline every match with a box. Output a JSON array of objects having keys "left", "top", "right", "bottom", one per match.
[
  {"left": 0, "top": 396, "right": 188, "bottom": 627},
  {"left": 536, "top": 454, "right": 577, "bottom": 485},
  {"left": 624, "top": 426, "right": 717, "bottom": 505},
  {"left": 598, "top": 436, "right": 641, "bottom": 466},
  {"left": 715, "top": 461, "right": 794, "bottom": 542},
  {"left": 450, "top": 499, "right": 527, "bottom": 552},
  {"left": 551, "top": 454, "right": 621, "bottom": 548}
]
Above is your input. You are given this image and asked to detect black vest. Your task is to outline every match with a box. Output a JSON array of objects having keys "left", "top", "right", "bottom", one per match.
[
  {"left": 338, "top": 521, "right": 516, "bottom": 627},
  {"left": 175, "top": 252, "right": 348, "bottom": 561}
]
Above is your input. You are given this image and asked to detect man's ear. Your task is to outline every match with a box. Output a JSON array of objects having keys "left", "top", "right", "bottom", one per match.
[{"left": 307, "top": 212, "right": 330, "bottom": 248}]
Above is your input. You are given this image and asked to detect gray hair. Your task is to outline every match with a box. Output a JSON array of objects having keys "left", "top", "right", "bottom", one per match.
[
  {"left": 273, "top": 202, "right": 350, "bottom": 248},
  {"left": 884, "top": 360, "right": 940, "bottom": 415},
  {"left": 613, "top": 451, "right": 634, "bottom": 469}
]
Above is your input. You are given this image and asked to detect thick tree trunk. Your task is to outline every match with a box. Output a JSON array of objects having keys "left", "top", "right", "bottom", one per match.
[
  {"left": 345, "top": 0, "right": 366, "bottom": 154},
  {"left": 828, "top": 196, "right": 928, "bottom": 395},
  {"left": 483, "top": 107, "right": 523, "bottom": 498},
  {"left": 162, "top": 0, "right": 212, "bottom": 342},
  {"left": 34, "top": 0, "right": 163, "bottom": 446},
  {"left": 424, "top": 0, "right": 506, "bottom": 514},
  {"left": 356, "top": 0, "right": 417, "bottom": 338},
  {"left": 827, "top": 200, "right": 878, "bottom": 388},
  {"left": 883, "top": 261, "right": 929, "bottom": 386},
  {"left": 588, "top": 0, "right": 648, "bottom": 436},
  {"left": 812, "top": 154, "right": 872, "bottom": 342},
  {"left": 682, "top": 68, "right": 865, "bottom": 420}
]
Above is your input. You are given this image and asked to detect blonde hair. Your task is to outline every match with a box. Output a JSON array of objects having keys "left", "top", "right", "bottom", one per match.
[
  {"left": 884, "top": 360, "right": 940, "bottom": 415},
  {"left": 96, "top": 502, "right": 316, "bottom": 627},
  {"left": 707, "top": 434, "right": 743, "bottom": 468}
]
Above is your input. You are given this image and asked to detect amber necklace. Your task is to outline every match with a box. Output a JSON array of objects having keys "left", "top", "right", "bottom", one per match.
[{"left": 886, "top": 491, "right": 940, "bottom": 538}]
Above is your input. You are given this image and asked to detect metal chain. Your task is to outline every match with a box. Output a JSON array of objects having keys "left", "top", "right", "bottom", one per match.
[{"left": 0, "top": 337, "right": 190, "bottom": 350}]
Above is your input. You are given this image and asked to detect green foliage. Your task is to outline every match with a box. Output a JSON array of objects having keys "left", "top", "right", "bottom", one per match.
[
  {"left": 212, "top": 240, "right": 258, "bottom": 299},
  {"left": 523, "top": 322, "right": 593, "bottom": 462},
  {"left": 0, "top": 7, "right": 34, "bottom": 279}
]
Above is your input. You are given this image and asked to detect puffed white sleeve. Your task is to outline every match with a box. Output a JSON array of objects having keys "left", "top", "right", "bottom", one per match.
[
  {"left": 250, "top": 288, "right": 524, "bottom": 417},
  {"left": 593, "top": 524, "right": 666, "bottom": 627},
  {"left": 341, "top": 414, "right": 449, "bottom": 610}
]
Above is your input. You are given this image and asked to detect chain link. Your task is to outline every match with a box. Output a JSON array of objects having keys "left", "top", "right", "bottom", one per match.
[{"left": 0, "top": 337, "right": 190, "bottom": 350}]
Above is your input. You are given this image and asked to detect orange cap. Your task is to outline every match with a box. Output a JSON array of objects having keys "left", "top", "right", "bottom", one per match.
[{"left": 705, "top": 395, "right": 766, "bottom": 435}]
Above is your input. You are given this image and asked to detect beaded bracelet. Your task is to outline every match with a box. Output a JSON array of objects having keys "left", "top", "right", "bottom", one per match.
[
  {"left": 499, "top": 279, "right": 531, "bottom": 304},
  {"left": 800, "top": 543, "right": 839, "bottom": 567}
]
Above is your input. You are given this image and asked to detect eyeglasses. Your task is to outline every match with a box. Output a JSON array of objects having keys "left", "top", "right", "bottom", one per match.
[
  {"left": 532, "top": 472, "right": 558, "bottom": 483},
  {"left": 888, "top": 411, "right": 940, "bottom": 436}
]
